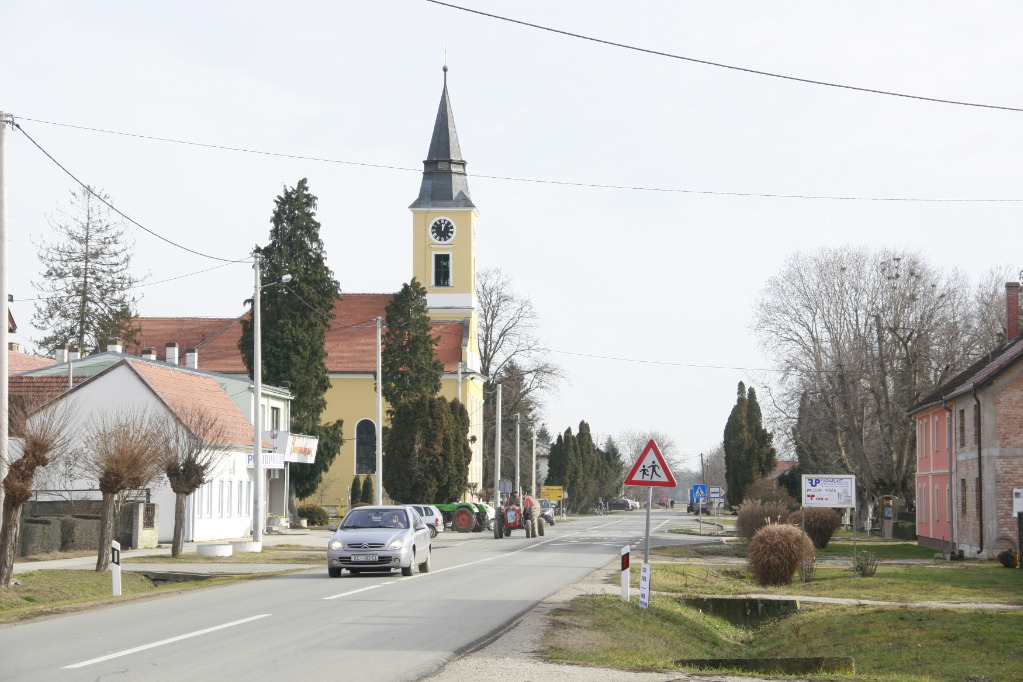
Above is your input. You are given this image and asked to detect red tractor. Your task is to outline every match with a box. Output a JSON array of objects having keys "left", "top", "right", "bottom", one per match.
[{"left": 494, "top": 495, "right": 545, "bottom": 539}]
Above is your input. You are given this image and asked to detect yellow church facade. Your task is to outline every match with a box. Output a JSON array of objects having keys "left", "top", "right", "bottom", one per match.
[{"left": 130, "top": 72, "right": 487, "bottom": 510}]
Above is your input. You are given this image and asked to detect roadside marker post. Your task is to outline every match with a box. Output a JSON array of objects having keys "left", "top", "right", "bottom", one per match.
[
  {"left": 623, "top": 440, "right": 676, "bottom": 609},
  {"left": 621, "top": 545, "right": 630, "bottom": 602},
  {"left": 111, "top": 540, "right": 121, "bottom": 597}
]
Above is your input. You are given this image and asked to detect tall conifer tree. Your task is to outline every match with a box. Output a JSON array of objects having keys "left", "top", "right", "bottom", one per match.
[
  {"left": 238, "top": 178, "right": 343, "bottom": 509},
  {"left": 723, "top": 382, "right": 752, "bottom": 507},
  {"left": 381, "top": 279, "right": 441, "bottom": 408}
]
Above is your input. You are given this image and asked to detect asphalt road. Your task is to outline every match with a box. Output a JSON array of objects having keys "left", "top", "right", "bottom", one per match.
[{"left": 1, "top": 510, "right": 699, "bottom": 681}]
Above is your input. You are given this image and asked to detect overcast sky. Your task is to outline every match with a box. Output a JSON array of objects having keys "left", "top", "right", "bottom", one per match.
[{"left": 4, "top": 2, "right": 1022, "bottom": 470}]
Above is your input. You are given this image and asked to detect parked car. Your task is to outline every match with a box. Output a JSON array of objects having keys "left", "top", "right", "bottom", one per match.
[
  {"left": 327, "top": 505, "right": 432, "bottom": 577},
  {"left": 409, "top": 504, "right": 444, "bottom": 537},
  {"left": 539, "top": 498, "right": 556, "bottom": 526},
  {"left": 609, "top": 498, "right": 632, "bottom": 511}
]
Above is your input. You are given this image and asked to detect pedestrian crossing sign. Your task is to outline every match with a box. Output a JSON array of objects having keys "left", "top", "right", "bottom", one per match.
[{"left": 623, "top": 439, "right": 677, "bottom": 487}]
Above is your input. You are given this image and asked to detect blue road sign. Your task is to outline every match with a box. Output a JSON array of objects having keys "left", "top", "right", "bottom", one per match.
[{"left": 692, "top": 484, "right": 707, "bottom": 499}]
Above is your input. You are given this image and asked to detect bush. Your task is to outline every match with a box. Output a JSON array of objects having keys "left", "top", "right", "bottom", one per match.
[
  {"left": 855, "top": 551, "right": 879, "bottom": 577},
  {"left": 297, "top": 505, "right": 329, "bottom": 527},
  {"left": 742, "top": 479, "right": 798, "bottom": 511},
  {"left": 997, "top": 549, "right": 1019, "bottom": 568},
  {"left": 747, "top": 523, "right": 815, "bottom": 586},
  {"left": 736, "top": 500, "right": 789, "bottom": 539},
  {"left": 786, "top": 507, "right": 842, "bottom": 549}
]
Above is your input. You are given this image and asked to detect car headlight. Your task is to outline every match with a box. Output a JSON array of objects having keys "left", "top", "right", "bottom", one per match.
[
  {"left": 387, "top": 538, "right": 404, "bottom": 550},
  {"left": 329, "top": 539, "right": 343, "bottom": 551}
]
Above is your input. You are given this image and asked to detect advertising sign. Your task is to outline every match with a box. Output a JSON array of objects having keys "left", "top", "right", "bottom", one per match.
[
  {"left": 247, "top": 451, "right": 285, "bottom": 469},
  {"left": 802, "top": 475, "right": 856, "bottom": 509}
]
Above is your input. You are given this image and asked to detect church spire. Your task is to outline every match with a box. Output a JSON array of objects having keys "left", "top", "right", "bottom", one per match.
[{"left": 410, "top": 66, "right": 475, "bottom": 209}]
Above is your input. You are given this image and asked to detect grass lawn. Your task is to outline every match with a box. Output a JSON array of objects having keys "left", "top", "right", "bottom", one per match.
[
  {"left": 122, "top": 548, "right": 322, "bottom": 564},
  {"left": 543, "top": 546, "right": 1023, "bottom": 681}
]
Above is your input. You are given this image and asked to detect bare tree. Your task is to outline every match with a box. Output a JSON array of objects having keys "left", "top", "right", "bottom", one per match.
[
  {"left": 85, "top": 410, "right": 165, "bottom": 571},
  {"left": 0, "top": 401, "right": 78, "bottom": 588},
  {"left": 616, "top": 429, "right": 680, "bottom": 501},
  {"left": 753, "top": 247, "right": 989, "bottom": 516},
  {"left": 160, "top": 407, "right": 229, "bottom": 557}
]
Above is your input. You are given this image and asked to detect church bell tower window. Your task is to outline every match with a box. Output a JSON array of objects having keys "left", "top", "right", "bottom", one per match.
[{"left": 434, "top": 253, "right": 452, "bottom": 287}]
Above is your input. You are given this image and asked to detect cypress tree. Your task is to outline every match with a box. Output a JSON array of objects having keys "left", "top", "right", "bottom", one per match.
[
  {"left": 238, "top": 178, "right": 343, "bottom": 510},
  {"left": 360, "top": 476, "right": 374, "bottom": 505},
  {"left": 381, "top": 279, "right": 441, "bottom": 408},
  {"left": 383, "top": 394, "right": 449, "bottom": 502},
  {"left": 745, "top": 388, "right": 777, "bottom": 478},
  {"left": 723, "top": 382, "right": 753, "bottom": 507},
  {"left": 350, "top": 476, "right": 362, "bottom": 507}
]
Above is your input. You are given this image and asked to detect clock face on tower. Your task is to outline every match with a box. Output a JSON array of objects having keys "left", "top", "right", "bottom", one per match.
[{"left": 429, "top": 217, "right": 456, "bottom": 243}]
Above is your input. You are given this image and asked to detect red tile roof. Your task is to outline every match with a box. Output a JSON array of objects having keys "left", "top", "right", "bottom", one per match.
[
  {"left": 131, "top": 294, "right": 466, "bottom": 374},
  {"left": 126, "top": 360, "right": 262, "bottom": 449},
  {"left": 8, "top": 350, "right": 57, "bottom": 375},
  {"left": 769, "top": 460, "right": 796, "bottom": 480},
  {"left": 9, "top": 375, "right": 86, "bottom": 406}
]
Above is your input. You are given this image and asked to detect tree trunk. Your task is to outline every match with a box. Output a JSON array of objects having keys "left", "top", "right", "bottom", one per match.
[
  {"left": 287, "top": 478, "right": 299, "bottom": 524},
  {"left": 96, "top": 492, "right": 115, "bottom": 572},
  {"left": 0, "top": 503, "right": 24, "bottom": 588},
  {"left": 172, "top": 492, "right": 187, "bottom": 558}
]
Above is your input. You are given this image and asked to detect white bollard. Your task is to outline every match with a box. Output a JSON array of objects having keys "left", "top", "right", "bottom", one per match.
[
  {"left": 111, "top": 540, "right": 121, "bottom": 597},
  {"left": 621, "top": 545, "right": 630, "bottom": 602}
]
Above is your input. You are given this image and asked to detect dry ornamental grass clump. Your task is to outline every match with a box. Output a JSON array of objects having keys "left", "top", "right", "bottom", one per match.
[
  {"left": 747, "top": 523, "right": 815, "bottom": 586},
  {"left": 786, "top": 507, "right": 842, "bottom": 549},
  {"left": 736, "top": 500, "right": 789, "bottom": 539}
]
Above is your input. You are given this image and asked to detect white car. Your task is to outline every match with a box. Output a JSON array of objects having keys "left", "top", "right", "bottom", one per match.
[{"left": 410, "top": 505, "right": 444, "bottom": 537}]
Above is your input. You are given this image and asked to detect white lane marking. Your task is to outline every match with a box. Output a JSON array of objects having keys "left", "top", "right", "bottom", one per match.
[
  {"left": 323, "top": 580, "right": 395, "bottom": 600},
  {"left": 63, "top": 614, "right": 271, "bottom": 669}
]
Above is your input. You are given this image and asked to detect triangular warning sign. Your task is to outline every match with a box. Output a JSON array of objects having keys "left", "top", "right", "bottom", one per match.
[{"left": 623, "top": 439, "right": 677, "bottom": 487}]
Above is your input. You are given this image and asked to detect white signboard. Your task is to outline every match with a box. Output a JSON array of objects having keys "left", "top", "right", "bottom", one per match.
[
  {"left": 802, "top": 475, "right": 856, "bottom": 509},
  {"left": 709, "top": 486, "right": 723, "bottom": 499},
  {"left": 639, "top": 562, "right": 651, "bottom": 609},
  {"left": 247, "top": 451, "right": 285, "bottom": 470}
]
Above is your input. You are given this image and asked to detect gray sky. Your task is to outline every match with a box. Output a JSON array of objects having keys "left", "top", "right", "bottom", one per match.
[{"left": 4, "top": 2, "right": 1022, "bottom": 470}]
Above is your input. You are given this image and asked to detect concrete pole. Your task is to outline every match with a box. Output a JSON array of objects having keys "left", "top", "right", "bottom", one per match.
[
  {"left": 493, "top": 384, "right": 501, "bottom": 508},
  {"left": 0, "top": 112, "right": 9, "bottom": 530},
  {"left": 252, "top": 252, "right": 264, "bottom": 545},
  {"left": 375, "top": 316, "right": 383, "bottom": 505},
  {"left": 531, "top": 429, "right": 537, "bottom": 498},
  {"left": 515, "top": 413, "right": 520, "bottom": 497}
]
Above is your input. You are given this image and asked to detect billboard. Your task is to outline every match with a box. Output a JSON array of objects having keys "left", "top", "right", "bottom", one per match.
[{"left": 802, "top": 475, "right": 856, "bottom": 509}]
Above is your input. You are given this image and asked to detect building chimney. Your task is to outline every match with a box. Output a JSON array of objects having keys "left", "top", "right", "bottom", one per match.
[
  {"left": 8, "top": 341, "right": 19, "bottom": 353},
  {"left": 184, "top": 347, "right": 198, "bottom": 369},
  {"left": 1007, "top": 282, "right": 1020, "bottom": 341},
  {"left": 54, "top": 345, "right": 68, "bottom": 363},
  {"left": 68, "top": 348, "right": 80, "bottom": 361},
  {"left": 142, "top": 347, "right": 156, "bottom": 361},
  {"left": 107, "top": 337, "right": 123, "bottom": 354},
  {"left": 165, "top": 342, "right": 179, "bottom": 365}
]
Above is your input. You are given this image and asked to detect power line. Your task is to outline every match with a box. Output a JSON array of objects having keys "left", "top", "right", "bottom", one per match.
[
  {"left": 426, "top": 0, "right": 1023, "bottom": 114},
  {"left": 15, "top": 115, "right": 1023, "bottom": 203},
  {"left": 12, "top": 119, "right": 247, "bottom": 263}
]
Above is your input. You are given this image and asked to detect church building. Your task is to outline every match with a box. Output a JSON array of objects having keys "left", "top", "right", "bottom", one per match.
[{"left": 129, "top": 71, "right": 486, "bottom": 510}]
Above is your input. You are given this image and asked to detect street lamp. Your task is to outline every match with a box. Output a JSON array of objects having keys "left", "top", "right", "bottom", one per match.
[{"left": 252, "top": 252, "right": 291, "bottom": 545}]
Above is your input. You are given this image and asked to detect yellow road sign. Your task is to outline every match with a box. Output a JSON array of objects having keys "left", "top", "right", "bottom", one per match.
[{"left": 540, "top": 485, "right": 564, "bottom": 501}]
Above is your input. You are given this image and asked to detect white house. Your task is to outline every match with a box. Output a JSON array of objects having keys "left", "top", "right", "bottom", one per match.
[{"left": 35, "top": 358, "right": 272, "bottom": 543}]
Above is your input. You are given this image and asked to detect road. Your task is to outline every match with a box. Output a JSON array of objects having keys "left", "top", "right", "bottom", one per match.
[{"left": 0, "top": 510, "right": 699, "bottom": 681}]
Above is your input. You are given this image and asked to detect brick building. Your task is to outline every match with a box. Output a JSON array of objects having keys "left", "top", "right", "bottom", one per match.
[{"left": 908, "top": 282, "right": 1023, "bottom": 558}]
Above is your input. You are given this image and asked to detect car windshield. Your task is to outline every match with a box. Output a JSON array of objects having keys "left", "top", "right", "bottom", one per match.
[{"left": 341, "top": 509, "right": 408, "bottom": 529}]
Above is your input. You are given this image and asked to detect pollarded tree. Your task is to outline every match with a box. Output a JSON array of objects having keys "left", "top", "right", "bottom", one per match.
[
  {"left": 85, "top": 409, "right": 165, "bottom": 572},
  {"left": 161, "top": 407, "right": 229, "bottom": 558},
  {"left": 0, "top": 401, "right": 77, "bottom": 588},
  {"left": 238, "top": 178, "right": 343, "bottom": 514},
  {"left": 32, "top": 186, "right": 144, "bottom": 354},
  {"left": 381, "top": 278, "right": 441, "bottom": 409}
]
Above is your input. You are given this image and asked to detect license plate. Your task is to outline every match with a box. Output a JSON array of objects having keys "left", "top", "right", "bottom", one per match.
[{"left": 351, "top": 554, "right": 378, "bottom": 562}]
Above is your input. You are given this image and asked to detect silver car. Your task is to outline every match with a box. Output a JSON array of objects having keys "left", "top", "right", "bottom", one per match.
[
  {"left": 410, "top": 504, "right": 444, "bottom": 538},
  {"left": 327, "top": 505, "right": 432, "bottom": 577}
]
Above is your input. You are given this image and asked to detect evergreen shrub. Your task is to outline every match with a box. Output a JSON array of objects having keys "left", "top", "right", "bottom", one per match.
[
  {"left": 747, "top": 523, "right": 815, "bottom": 586},
  {"left": 997, "top": 549, "right": 1019, "bottom": 568},
  {"left": 786, "top": 508, "right": 842, "bottom": 549},
  {"left": 361, "top": 477, "right": 374, "bottom": 505},
  {"left": 736, "top": 500, "right": 789, "bottom": 539},
  {"left": 297, "top": 505, "right": 329, "bottom": 527}
]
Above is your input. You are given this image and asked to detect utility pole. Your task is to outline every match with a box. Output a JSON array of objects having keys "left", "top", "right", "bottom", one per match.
[
  {"left": 0, "top": 112, "right": 10, "bottom": 530},
  {"left": 515, "top": 413, "right": 520, "bottom": 496},
  {"left": 375, "top": 316, "right": 383, "bottom": 505},
  {"left": 251, "top": 252, "right": 264, "bottom": 546},
  {"left": 531, "top": 428, "right": 537, "bottom": 498},
  {"left": 493, "top": 384, "right": 501, "bottom": 509}
]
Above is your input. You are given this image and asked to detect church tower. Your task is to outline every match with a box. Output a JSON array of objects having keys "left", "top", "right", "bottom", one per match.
[{"left": 410, "top": 66, "right": 479, "bottom": 327}]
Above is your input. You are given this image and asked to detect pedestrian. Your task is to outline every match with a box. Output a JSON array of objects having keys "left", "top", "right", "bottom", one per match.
[{"left": 670, "top": 499, "right": 675, "bottom": 510}]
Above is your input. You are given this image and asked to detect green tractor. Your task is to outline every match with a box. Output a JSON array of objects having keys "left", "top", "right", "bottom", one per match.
[{"left": 434, "top": 502, "right": 493, "bottom": 533}]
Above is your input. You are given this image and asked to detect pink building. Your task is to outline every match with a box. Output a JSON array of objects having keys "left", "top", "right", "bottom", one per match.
[{"left": 909, "top": 283, "right": 1023, "bottom": 558}]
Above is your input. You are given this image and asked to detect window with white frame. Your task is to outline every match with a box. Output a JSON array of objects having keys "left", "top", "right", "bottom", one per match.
[
  {"left": 206, "top": 482, "right": 213, "bottom": 517},
  {"left": 934, "top": 485, "right": 940, "bottom": 521},
  {"left": 433, "top": 253, "right": 452, "bottom": 287},
  {"left": 226, "top": 481, "right": 233, "bottom": 517},
  {"left": 196, "top": 486, "right": 203, "bottom": 518},
  {"left": 218, "top": 481, "right": 225, "bottom": 517},
  {"left": 237, "top": 481, "right": 244, "bottom": 516}
]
